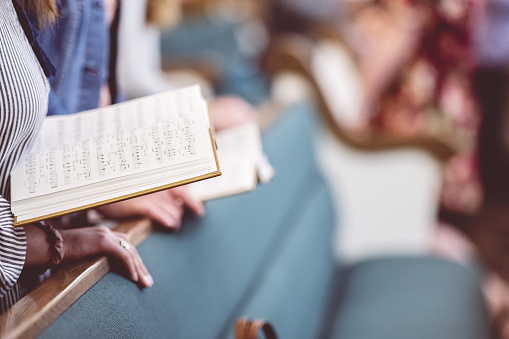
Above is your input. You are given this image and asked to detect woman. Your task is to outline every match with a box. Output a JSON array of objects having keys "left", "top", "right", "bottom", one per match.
[{"left": 0, "top": 0, "right": 152, "bottom": 313}]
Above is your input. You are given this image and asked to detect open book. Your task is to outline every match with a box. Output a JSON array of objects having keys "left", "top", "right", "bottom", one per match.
[
  {"left": 10, "top": 85, "right": 220, "bottom": 226},
  {"left": 190, "top": 122, "right": 274, "bottom": 201}
]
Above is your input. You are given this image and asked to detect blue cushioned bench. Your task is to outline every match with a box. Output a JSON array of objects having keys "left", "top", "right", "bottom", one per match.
[{"left": 36, "top": 103, "right": 492, "bottom": 339}]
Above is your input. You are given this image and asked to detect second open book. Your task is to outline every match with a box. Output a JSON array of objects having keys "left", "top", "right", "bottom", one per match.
[
  {"left": 10, "top": 85, "right": 221, "bottom": 226},
  {"left": 190, "top": 121, "right": 274, "bottom": 201}
]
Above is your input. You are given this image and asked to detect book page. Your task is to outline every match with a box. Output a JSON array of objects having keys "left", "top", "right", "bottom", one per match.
[
  {"left": 11, "top": 86, "right": 213, "bottom": 202},
  {"left": 190, "top": 122, "right": 270, "bottom": 201}
]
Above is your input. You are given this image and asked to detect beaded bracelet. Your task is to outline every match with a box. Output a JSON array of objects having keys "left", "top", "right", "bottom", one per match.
[{"left": 37, "top": 221, "right": 64, "bottom": 266}]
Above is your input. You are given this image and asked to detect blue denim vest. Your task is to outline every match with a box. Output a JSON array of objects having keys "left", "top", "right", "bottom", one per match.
[{"left": 40, "top": 0, "right": 110, "bottom": 115}]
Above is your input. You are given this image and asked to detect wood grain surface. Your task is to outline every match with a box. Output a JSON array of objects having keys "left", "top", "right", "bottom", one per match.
[{"left": 0, "top": 218, "right": 153, "bottom": 339}]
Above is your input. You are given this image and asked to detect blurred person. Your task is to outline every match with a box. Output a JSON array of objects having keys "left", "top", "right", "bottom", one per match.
[
  {"left": 362, "top": 1, "right": 478, "bottom": 141},
  {"left": 118, "top": 0, "right": 206, "bottom": 98},
  {"left": 117, "top": 0, "right": 257, "bottom": 132},
  {"left": 269, "top": 0, "right": 482, "bottom": 213},
  {"left": 270, "top": 0, "right": 478, "bottom": 138},
  {"left": 0, "top": 0, "right": 154, "bottom": 314},
  {"left": 367, "top": 1, "right": 484, "bottom": 219},
  {"left": 271, "top": 0, "right": 483, "bottom": 212},
  {"left": 269, "top": 0, "right": 435, "bottom": 124}
]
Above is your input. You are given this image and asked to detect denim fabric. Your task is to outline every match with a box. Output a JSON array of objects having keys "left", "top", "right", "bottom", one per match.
[{"left": 40, "top": 0, "right": 109, "bottom": 115}]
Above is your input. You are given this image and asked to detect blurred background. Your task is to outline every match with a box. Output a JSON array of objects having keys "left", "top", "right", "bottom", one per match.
[
  {"left": 120, "top": 0, "right": 509, "bottom": 335},
  {"left": 149, "top": 0, "right": 482, "bottom": 262}
]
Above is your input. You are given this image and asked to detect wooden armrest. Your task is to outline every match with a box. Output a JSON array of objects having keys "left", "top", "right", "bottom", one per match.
[
  {"left": 263, "top": 34, "right": 457, "bottom": 162},
  {"left": 0, "top": 218, "right": 154, "bottom": 339}
]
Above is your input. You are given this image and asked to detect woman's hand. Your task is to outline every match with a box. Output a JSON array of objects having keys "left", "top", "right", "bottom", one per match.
[
  {"left": 60, "top": 226, "right": 153, "bottom": 288},
  {"left": 96, "top": 186, "right": 204, "bottom": 230},
  {"left": 210, "top": 96, "right": 256, "bottom": 132}
]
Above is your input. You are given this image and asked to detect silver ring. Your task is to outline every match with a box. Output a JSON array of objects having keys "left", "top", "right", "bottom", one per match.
[{"left": 119, "top": 239, "right": 130, "bottom": 250}]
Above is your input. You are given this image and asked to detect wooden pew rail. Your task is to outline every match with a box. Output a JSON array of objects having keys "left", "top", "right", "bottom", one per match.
[{"left": 0, "top": 218, "right": 153, "bottom": 339}]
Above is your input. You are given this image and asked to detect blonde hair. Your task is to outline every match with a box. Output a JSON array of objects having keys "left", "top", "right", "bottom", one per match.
[
  {"left": 146, "top": 0, "right": 182, "bottom": 27},
  {"left": 19, "top": 0, "right": 58, "bottom": 26}
]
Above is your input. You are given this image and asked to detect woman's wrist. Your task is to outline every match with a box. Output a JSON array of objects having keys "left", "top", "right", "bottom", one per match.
[
  {"left": 59, "top": 226, "right": 111, "bottom": 264},
  {"left": 35, "top": 221, "right": 64, "bottom": 266},
  {"left": 24, "top": 224, "right": 54, "bottom": 267},
  {"left": 59, "top": 229, "right": 78, "bottom": 264}
]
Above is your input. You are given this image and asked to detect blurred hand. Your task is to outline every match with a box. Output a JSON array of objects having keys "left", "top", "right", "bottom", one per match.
[
  {"left": 60, "top": 226, "right": 153, "bottom": 288},
  {"left": 210, "top": 96, "right": 256, "bottom": 131},
  {"left": 96, "top": 186, "right": 204, "bottom": 230}
]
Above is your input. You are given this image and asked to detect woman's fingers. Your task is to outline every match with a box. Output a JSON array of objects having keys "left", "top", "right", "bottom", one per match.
[
  {"left": 146, "top": 200, "right": 183, "bottom": 229},
  {"left": 95, "top": 187, "right": 205, "bottom": 229},
  {"left": 109, "top": 236, "right": 139, "bottom": 283},
  {"left": 209, "top": 96, "right": 256, "bottom": 131},
  {"left": 171, "top": 187, "right": 205, "bottom": 216},
  {"left": 108, "top": 231, "right": 153, "bottom": 287},
  {"left": 131, "top": 246, "right": 153, "bottom": 287},
  {"left": 112, "top": 231, "right": 152, "bottom": 285}
]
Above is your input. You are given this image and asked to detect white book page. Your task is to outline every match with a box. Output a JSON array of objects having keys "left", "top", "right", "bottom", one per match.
[
  {"left": 11, "top": 85, "right": 213, "bottom": 202},
  {"left": 190, "top": 122, "right": 269, "bottom": 201}
]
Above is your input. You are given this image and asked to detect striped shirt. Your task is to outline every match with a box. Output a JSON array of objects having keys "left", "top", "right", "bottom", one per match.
[{"left": 0, "top": 1, "right": 49, "bottom": 311}]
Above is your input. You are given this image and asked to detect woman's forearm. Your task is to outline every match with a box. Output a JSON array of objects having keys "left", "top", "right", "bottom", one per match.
[{"left": 23, "top": 224, "right": 53, "bottom": 267}]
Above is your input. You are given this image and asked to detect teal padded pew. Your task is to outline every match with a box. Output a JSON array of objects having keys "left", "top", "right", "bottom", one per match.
[
  {"left": 328, "top": 257, "right": 491, "bottom": 339},
  {"left": 39, "top": 103, "right": 492, "bottom": 339}
]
